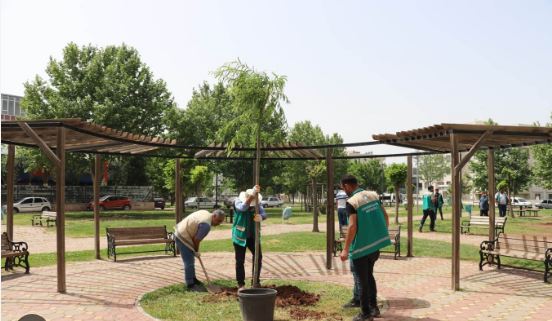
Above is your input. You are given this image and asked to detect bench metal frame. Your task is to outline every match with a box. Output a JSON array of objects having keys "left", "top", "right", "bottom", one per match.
[
  {"left": 479, "top": 235, "right": 552, "bottom": 283},
  {"left": 1, "top": 232, "right": 30, "bottom": 274}
]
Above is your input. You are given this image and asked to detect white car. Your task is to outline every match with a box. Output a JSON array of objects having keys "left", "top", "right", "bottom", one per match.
[
  {"left": 6, "top": 197, "right": 52, "bottom": 213},
  {"left": 261, "top": 197, "right": 284, "bottom": 208},
  {"left": 184, "top": 197, "right": 217, "bottom": 209},
  {"left": 511, "top": 197, "right": 532, "bottom": 207}
]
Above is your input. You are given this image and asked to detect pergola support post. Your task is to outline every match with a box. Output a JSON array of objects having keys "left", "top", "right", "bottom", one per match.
[
  {"left": 56, "top": 127, "right": 66, "bottom": 293},
  {"left": 175, "top": 159, "right": 182, "bottom": 254},
  {"left": 6, "top": 144, "right": 15, "bottom": 240},
  {"left": 487, "top": 149, "right": 496, "bottom": 241},
  {"left": 326, "top": 149, "right": 335, "bottom": 269},
  {"left": 94, "top": 154, "right": 101, "bottom": 259},
  {"left": 407, "top": 156, "right": 413, "bottom": 257},
  {"left": 450, "top": 132, "right": 461, "bottom": 291}
]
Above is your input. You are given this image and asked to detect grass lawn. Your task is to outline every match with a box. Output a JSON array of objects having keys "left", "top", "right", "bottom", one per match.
[{"left": 140, "top": 279, "right": 357, "bottom": 321}]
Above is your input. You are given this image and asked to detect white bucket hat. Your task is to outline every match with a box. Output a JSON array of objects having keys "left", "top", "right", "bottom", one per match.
[{"left": 238, "top": 189, "right": 263, "bottom": 207}]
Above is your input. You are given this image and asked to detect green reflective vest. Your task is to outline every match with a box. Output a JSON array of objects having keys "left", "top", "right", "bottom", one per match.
[
  {"left": 348, "top": 188, "right": 391, "bottom": 260},
  {"left": 232, "top": 208, "right": 257, "bottom": 247},
  {"left": 422, "top": 192, "right": 436, "bottom": 211}
]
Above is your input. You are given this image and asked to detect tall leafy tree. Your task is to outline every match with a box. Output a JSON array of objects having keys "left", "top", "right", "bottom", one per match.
[
  {"left": 214, "top": 60, "right": 288, "bottom": 287},
  {"left": 21, "top": 43, "right": 176, "bottom": 185},
  {"left": 417, "top": 154, "right": 449, "bottom": 187},
  {"left": 531, "top": 113, "right": 552, "bottom": 189},
  {"left": 349, "top": 159, "right": 386, "bottom": 194},
  {"left": 385, "top": 163, "right": 408, "bottom": 224}
]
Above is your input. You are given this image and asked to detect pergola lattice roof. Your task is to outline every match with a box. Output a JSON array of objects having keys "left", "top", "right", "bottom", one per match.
[
  {"left": 1, "top": 118, "right": 177, "bottom": 155},
  {"left": 372, "top": 123, "right": 552, "bottom": 152}
]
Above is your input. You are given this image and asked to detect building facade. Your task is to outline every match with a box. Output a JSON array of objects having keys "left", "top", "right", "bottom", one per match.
[{"left": 1, "top": 93, "right": 24, "bottom": 121}]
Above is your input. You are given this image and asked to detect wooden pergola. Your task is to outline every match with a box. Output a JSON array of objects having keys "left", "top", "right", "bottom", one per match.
[
  {"left": 1, "top": 119, "right": 180, "bottom": 293},
  {"left": 3, "top": 119, "right": 550, "bottom": 293},
  {"left": 373, "top": 123, "right": 552, "bottom": 290}
]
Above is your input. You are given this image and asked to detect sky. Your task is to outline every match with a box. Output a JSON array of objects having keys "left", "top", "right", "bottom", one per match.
[{"left": 1, "top": 0, "right": 551, "bottom": 158}]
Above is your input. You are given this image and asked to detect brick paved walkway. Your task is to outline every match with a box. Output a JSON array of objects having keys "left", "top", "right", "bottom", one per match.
[{"left": 2, "top": 252, "right": 551, "bottom": 321}]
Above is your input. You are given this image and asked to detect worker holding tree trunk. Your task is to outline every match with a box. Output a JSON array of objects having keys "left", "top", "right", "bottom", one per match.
[{"left": 232, "top": 185, "right": 267, "bottom": 291}]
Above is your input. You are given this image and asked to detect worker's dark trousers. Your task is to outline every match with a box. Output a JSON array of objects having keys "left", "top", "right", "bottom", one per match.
[
  {"left": 352, "top": 250, "right": 380, "bottom": 317},
  {"left": 234, "top": 239, "right": 262, "bottom": 286},
  {"left": 498, "top": 204, "right": 507, "bottom": 217},
  {"left": 420, "top": 209, "right": 436, "bottom": 231}
]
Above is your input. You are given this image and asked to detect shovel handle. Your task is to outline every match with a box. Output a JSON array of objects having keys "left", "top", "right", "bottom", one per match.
[{"left": 197, "top": 256, "right": 211, "bottom": 283}]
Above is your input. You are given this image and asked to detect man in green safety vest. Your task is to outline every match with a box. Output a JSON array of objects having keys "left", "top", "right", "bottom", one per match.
[
  {"left": 339, "top": 174, "right": 390, "bottom": 321},
  {"left": 419, "top": 185, "right": 437, "bottom": 232},
  {"left": 232, "top": 185, "right": 267, "bottom": 290}
]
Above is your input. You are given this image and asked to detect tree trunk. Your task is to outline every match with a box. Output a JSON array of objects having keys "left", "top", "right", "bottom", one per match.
[
  {"left": 312, "top": 179, "right": 319, "bottom": 232},
  {"left": 395, "top": 184, "right": 400, "bottom": 224}
]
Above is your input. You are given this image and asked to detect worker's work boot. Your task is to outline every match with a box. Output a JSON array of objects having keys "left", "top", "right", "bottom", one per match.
[
  {"left": 352, "top": 313, "right": 373, "bottom": 321},
  {"left": 342, "top": 299, "right": 361, "bottom": 308}
]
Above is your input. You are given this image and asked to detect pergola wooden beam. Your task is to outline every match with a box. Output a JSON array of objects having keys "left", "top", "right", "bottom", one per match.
[{"left": 18, "top": 122, "right": 61, "bottom": 167}]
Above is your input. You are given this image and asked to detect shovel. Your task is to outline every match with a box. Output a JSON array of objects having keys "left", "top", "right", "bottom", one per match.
[{"left": 197, "top": 254, "right": 222, "bottom": 294}]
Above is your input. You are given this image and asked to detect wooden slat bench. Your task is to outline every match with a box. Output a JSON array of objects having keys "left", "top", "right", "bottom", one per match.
[
  {"left": 31, "top": 211, "right": 57, "bottom": 227},
  {"left": 106, "top": 226, "right": 175, "bottom": 262},
  {"left": 479, "top": 234, "right": 551, "bottom": 282},
  {"left": 333, "top": 225, "right": 401, "bottom": 259},
  {"left": 1, "top": 232, "right": 30, "bottom": 273},
  {"left": 461, "top": 216, "right": 507, "bottom": 235},
  {"left": 518, "top": 208, "right": 539, "bottom": 217}
]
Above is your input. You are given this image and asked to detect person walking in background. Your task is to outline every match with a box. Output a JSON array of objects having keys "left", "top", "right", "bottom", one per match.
[
  {"left": 419, "top": 186, "right": 437, "bottom": 232},
  {"left": 495, "top": 189, "right": 509, "bottom": 217},
  {"left": 435, "top": 188, "right": 444, "bottom": 220},
  {"left": 479, "top": 192, "right": 489, "bottom": 216},
  {"left": 335, "top": 187, "right": 349, "bottom": 230}
]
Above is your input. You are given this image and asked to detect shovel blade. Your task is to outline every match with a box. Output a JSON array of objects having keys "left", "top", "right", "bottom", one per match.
[{"left": 206, "top": 284, "right": 222, "bottom": 293}]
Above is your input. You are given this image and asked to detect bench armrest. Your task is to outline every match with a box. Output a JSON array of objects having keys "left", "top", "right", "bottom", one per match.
[
  {"left": 480, "top": 240, "right": 495, "bottom": 252},
  {"left": 10, "top": 241, "right": 29, "bottom": 252},
  {"left": 546, "top": 248, "right": 552, "bottom": 262},
  {"left": 167, "top": 231, "right": 174, "bottom": 240}
]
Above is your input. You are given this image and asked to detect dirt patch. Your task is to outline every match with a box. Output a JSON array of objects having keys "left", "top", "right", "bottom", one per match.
[
  {"left": 202, "top": 284, "right": 320, "bottom": 308},
  {"left": 289, "top": 307, "right": 343, "bottom": 321}
]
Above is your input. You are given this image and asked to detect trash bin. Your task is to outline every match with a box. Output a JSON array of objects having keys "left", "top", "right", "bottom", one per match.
[{"left": 238, "top": 288, "right": 277, "bottom": 321}]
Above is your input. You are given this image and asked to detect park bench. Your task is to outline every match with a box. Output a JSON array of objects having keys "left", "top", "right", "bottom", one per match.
[
  {"left": 31, "top": 211, "right": 57, "bottom": 227},
  {"left": 1, "top": 232, "right": 30, "bottom": 273},
  {"left": 333, "top": 225, "right": 401, "bottom": 259},
  {"left": 515, "top": 208, "right": 540, "bottom": 217},
  {"left": 106, "top": 226, "right": 175, "bottom": 262},
  {"left": 461, "top": 216, "right": 506, "bottom": 236},
  {"left": 479, "top": 234, "right": 551, "bottom": 283}
]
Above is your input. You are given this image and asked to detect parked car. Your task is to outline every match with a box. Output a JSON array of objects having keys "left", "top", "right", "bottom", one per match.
[
  {"left": 184, "top": 197, "right": 217, "bottom": 209},
  {"left": 87, "top": 195, "right": 131, "bottom": 211},
  {"left": 536, "top": 199, "right": 552, "bottom": 209},
  {"left": 5, "top": 197, "right": 51, "bottom": 213},
  {"left": 261, "top": 196, "right": 284, "bottom": 208},
  {"left": 511, "top": 197, "right": 532, "bottom": 207},
  {"left": 153, "top": 197, "right": 166, "bottom": 210}
]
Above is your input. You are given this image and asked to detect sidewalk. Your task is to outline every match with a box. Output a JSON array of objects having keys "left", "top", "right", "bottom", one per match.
[{"left": 2, "top": 252, "right": 550, "bottom": 321}]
